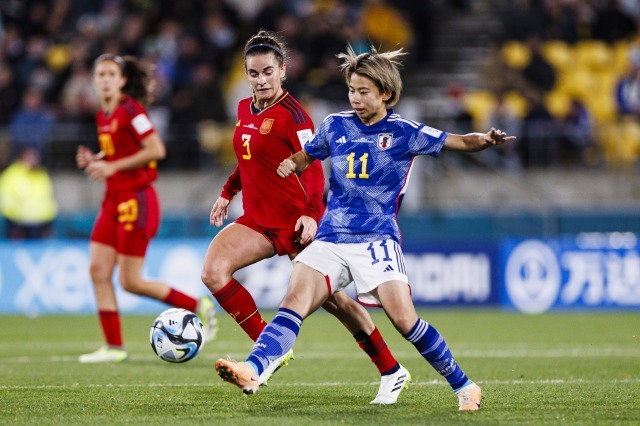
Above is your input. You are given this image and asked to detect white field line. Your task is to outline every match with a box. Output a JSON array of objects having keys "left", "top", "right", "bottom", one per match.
[
  {"left": 2, "top": 347, "right": 640, "bottom": 364},
  {"left": 1, "top": 378, "right": 640, "bottom": 391}
]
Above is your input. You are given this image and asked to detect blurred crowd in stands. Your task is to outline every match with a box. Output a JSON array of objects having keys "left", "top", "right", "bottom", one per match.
[
  {"left": 1, "top": 0, "right": 640, "bottom": 173},
  {"left": 468, "top": 0, "right": 640, "bottom": 169},
  {"left": 0, "top": 0, "right": 437, "bottom": 170}
]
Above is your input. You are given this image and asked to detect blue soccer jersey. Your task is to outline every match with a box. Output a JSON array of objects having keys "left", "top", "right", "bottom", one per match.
[{"left": 304, "top": 109, "right": 448, "bottom": 243}]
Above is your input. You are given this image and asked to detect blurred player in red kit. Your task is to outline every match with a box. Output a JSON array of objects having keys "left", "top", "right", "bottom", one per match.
[
  {"left": 201, "top": 31, "right": 410, "bottom": 403},
  {"left": 76, "top": 54, "right": 216, "bottom": 363}
]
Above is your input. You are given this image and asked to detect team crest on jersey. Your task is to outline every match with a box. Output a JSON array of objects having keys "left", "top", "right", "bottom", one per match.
[
  {"left": 377, "top": 133, "right": 393, "bottom": 150},
  {"left": 260, "top": 118, "right": 274, "bottom": 134},
  {"left": 110, "top": 119, "right": 118, "bottom": 133}
]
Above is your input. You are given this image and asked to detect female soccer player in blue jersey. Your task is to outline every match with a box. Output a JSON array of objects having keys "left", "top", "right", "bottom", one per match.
[
  {"left": 203, "top": 31, "right": 409, "bottom": 404},
  {"left": 215, "top": 45, "right": 516, "bottom": 411}
]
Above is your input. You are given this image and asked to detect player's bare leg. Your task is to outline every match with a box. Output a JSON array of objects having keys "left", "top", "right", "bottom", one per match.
[{"left": 80, "top": 242, "right": 127, "bottom": 363}]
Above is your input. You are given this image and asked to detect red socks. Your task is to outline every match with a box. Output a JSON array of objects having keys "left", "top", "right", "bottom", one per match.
[
  {"left": 163, "top": 288, "right": 198, "bottom": 312},
  {"left": 99, "top": 310, "right": 123, "bottom": 348},
  {"left": 355, "top": 327, "right": 399, "bottom": 375},
  {"left": 213, "top": 278, "right": 266, "bottom": 341}
]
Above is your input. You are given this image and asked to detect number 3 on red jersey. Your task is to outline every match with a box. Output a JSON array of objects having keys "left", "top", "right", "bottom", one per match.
[{"left": 241, "top": 134, "right": 251, "bottom": 160}]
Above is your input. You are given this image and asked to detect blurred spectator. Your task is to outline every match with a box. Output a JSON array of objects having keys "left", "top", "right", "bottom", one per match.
[
  {"left": 252, "top": 0, "right": 289, "bottom": 32},
  {"left": 16, "top": 34, "right": 49, "bottom": 88},
  {"left": 440, "top": 82, "right": 473, "bottom": 135},
  {"left": 0, "top": 62, "right": 21, "bottom": 125},
  {"left": 118, "top": 14, "right": 145, "bottom": 56},
  {"left": 1, "top": 23, "right": 27, "bottom": 66},
  {"left": 542, "top": 0, "right": 580, "bottom": 43},
  {"left": 560, "top": 98, "right": 594, "bottom": 164},
  {"left": 172, "top": 33, "right": 202, "bottom": 89},
  {"left": 618, "top": 0, "right": 640, "bottom": 19},
  {"left": 615, "top": 52, "right": 640, "bottom": 116},
  {"left": 0, "top": 147, "right": 57, "bottom": 239},
  {"left": 191, "top": 62, "right": 228, "bottom": 163},
  {"left": 522, "top": 35, "right": 556, "bottom": 93},
  {"left": 303, "top": 12, "right": 346, "bottom": 71},
  {"left": 9, "top": 87, "right": 54, "bottom": 159},
  {"left": 60, "top": 60, "right": 98, "bottom": 123},
  {"left": 312, "top": 54, "right": 348, "bottom": 103},
  {"left": 478, "top": 38, "right": 528, "bottom": 94},
  {"left": 517, "top": 90, "right": 561, "bottom": 168},
  {"left": 201, "top": 10, "right": 238, "bottom": 70},
  {"left": 592, "top": 0, "right": 637, "bottom": 44},
  {"left": 498, "top": 0, "right": 546, "bottom": 41},
  {"left": 482, "top": 92, "right": 522, "bottom": 172}
]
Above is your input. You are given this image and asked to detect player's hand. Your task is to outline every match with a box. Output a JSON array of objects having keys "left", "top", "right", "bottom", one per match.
[
  {"left": 277, "top": 158, "right": 296, "bottom": 178},
  {"left": 76, "top": 145, "right": 95, "bottom": 169},
  {"left": 85, "top": 160, "right": 116, "bottom": 181},
  {"left": 295, "top": 215, "right": 317, "bottom": 245},
  {"left": 210, "top": 197, "right": 230, "bottom": 227},
  {"left": 484, "top": 128, "right": 516, "bottom": 146}
]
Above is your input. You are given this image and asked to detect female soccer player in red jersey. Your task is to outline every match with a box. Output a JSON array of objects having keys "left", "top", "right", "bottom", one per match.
[
  {"left": 76, "top": 54, "right": 216, "bottom": 363},
  {"left": 201, "top": 31, "right": 409, "bottom": 403}
]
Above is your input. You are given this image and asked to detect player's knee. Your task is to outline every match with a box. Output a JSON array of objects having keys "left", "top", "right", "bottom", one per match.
[
  {"left": 200, "top": 261, "right": 231, "bottom": 292},
  {"left": 389, "top": 313, "right": 418, "bottom": 335},
  {"left": 89, "top": 262, "right": 111, "bottom": 286},
  {"left": 119, "top": 274, "right": 143, "bottom": 294}
]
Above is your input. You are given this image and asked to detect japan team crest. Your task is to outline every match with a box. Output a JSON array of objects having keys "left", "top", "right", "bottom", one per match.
[
  {"left": 260, "top": 118, "right": 274, "bottom": 134},
  {"left": 377, "top": 133, "right": 393, "bottom": 150}
]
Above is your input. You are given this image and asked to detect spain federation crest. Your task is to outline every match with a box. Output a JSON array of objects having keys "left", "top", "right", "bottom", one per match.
[
  {"left": 377, "top": 133, "right": 393, "bottom": 150},
  {"left": 260, "top": 118, "right": 274, "bottom": 134}
]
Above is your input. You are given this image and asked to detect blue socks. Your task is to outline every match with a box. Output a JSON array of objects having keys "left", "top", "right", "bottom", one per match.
[
  {"left": 404, "top": 318, "right": 469, "bottom": 391},
  {"left": 247, "top": 308, "right": 302, "bottom": 376}
]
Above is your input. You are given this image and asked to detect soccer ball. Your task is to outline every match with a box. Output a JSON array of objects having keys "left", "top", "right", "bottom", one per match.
[{"left": 150, "top": 308, "right": 204, "bottom": 363}]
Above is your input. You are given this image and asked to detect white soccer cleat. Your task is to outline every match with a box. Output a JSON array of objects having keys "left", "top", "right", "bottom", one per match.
[
  {"left": 196, "top": 296, "right": 218, "bottom": 344},
  {"left": 258, "top": 349, "right": 295, "bottom": 386},
  {"left": 369, "top": 364, "right": 411, "bottom": 404},
  {"left": 79, "top": 346, "right": 128, "bottom": 363},
  {"left": 215, "top": 359, "right": 260, "bottom": 395},
  {"left": 456, "top": 382, "right": 482, "bottom": 411}
]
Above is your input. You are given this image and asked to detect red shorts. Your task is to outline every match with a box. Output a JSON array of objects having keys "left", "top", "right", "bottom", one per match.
[
  {"left": 235, "top": 214, "right": 305, "bottom": 256},
  {"left": 90, "top": 186, "right": 160, "bottom": 257}
]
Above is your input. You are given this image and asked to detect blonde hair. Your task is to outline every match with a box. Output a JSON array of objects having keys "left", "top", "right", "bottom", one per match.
[{"left": 337, "top": 45, "right": 406, "bottom": 106}]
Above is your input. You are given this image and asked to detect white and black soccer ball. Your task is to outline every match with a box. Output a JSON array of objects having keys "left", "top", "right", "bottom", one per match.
[{"left": 150, "top": 308, "right": 204, "bottom": 363}]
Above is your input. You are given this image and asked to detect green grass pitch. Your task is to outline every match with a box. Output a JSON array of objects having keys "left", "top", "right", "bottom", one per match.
[{"left": 1, "top": 309, "right": 639, "bottom": 425}]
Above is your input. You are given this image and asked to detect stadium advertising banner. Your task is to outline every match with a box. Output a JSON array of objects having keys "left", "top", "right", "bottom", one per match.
[
  {"left": 501, "top": 234, "right": 640, "bottom": 313},
  {"left": 0, "top": 239, "right": 498, "bottom": 315}
]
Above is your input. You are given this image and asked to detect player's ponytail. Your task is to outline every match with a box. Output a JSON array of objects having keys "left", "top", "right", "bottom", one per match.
[{"left": 121, "top": 56, "right": 153, "bottom": 105}]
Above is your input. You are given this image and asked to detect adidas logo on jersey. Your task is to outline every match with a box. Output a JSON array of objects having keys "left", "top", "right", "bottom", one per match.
[
  {"left": 336, "top": 136, "right": 347, "bottom": 144},
  {"left": 384, "top": 265, "right": 394, "bottom": 272}
]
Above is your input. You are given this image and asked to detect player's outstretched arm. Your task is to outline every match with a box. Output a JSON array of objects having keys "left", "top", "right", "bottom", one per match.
[
  {"left": 277, "top": 150, "right": 315, "bottom": 177},
  {"left": 443, "top": 128, "right": 516, "bottom": 152}
]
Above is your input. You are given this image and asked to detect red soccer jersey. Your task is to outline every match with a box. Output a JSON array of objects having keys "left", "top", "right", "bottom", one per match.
[
  {"left": 95, "top": 95, "right": 157, "bottom": 192},
  {"left": 221, "top": 90, "right": 324, "bottom": 233}
]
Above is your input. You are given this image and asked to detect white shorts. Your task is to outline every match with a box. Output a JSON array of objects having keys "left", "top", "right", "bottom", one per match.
[{"left": 294, "top": 239, "right": 409, "bottom": 306}]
